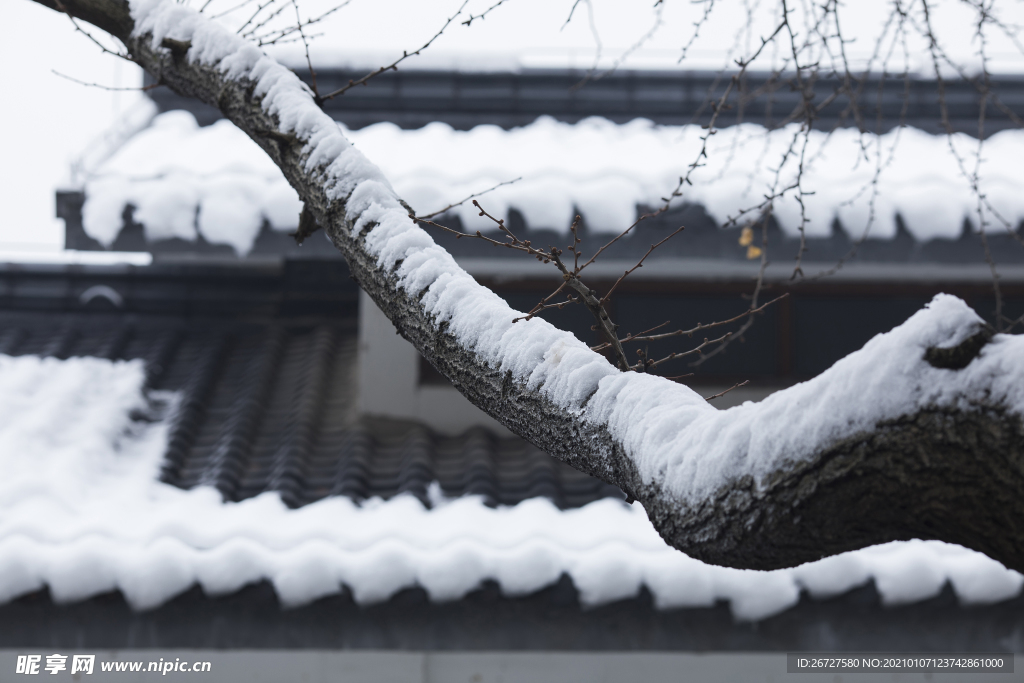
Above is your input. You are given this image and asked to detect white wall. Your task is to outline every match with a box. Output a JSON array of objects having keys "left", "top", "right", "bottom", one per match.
[{"left": 357, "top": 290, "right": 510, "bottom": 436}]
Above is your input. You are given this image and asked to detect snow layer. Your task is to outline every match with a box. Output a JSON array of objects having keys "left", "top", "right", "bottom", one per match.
[
  {"left": 82, "top": 111, "right": 301, "bottom": 253},
  {"left": 83, "top": 110, "right": 1024, "bottom": 253},
  {"left": 590, "top": 294, "right": 1024, "bottom": 502},
  {"left": 0, "top": 352, "right": 1019, "bottom": 618}
]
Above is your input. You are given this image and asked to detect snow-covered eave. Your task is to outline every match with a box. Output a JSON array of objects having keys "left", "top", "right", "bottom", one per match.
[
  {"left": 42, "top": 0, "right": 1024, "bottom": 573},
  {"left": 74, "top": 109, "right": 1024, "bottom": 254}
]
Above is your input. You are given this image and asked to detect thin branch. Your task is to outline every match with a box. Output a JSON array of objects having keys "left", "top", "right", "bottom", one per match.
[
  {"left": 54, "top": 0, "right": 133, "bottom": 61},
  {"left": 51, "top": 69, "right": 160, "bottom": 91},
  {"left": 561, "top": 0, "right": 583, "bottom": 30},
  {"left": 209, "top": 0, "right": 259, "bottom": 20},
  {"left": 678, "top": 0, "right": 717, "bottom": 64},
  {"left": 575, "top": 0, "right": 604, "bottom": 86},
  {"left": 691, "top": 209, "right": 773, "bottom": 367},
  {"left": 412, "top": 214, "right": 538, "bottom": 256},
  {"left": 567, "top": 214, "right": 583, "bottom": 274},
  {"left": 648, "top": 332, "right": 734, "bottom": 370},
  {"left": 623, "top": 294, "right": 788, "bottom": 345},
  {"left": 234, "top": 0, "right": 274, "bottom": 33},
  {"left": 291, "top": 0, "right": 319, "bottom": 100},
  {"left": 242, "top": 2, "right": 289, "bottom": 38},
  {"left": 575, "top": 19, "right": 786, "bottom": 280},
  {"left": 600, "top": 225, "right": 685, "bottom": 305},
  {"left": 415, "top": 177, "right": 522, "bottom": 220},
  {"left": 462, "top": 0, "right": 511, "bottom": 26},
  {"left": 318, "top": 0, "right": 471, "bottom": 102},
  {"left": 248, "top": 0, "right": 351, "bottom": 44},
  {"left": 704, "top": 380, "right": 750, "bottom": 401},
  {"left": 576, "top": 214, "right": 650, "bottom": 272},
  {"left": 663, "top": 373, "right": 695, "bottom": 382},
  {"left": 1005, "top": 311, "right": 1024, "bottom": 333},
  {"left": 592, "top": 320, "right": 668, "bottom": 353},
  {"left": 572, "top": 0, "right": 664, "bottom": 89},
  {"left": 514, "top": 282, "right": 569, "bottom": 323}
]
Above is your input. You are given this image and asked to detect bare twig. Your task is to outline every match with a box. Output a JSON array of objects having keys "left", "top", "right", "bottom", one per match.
[
  {"left": 318, "top": 0, "right": 471, "bottom": 102},
  {"left": 249, "top": 1, "right": 351, "bottom": 45},
  {"left": 704, "top": 380, "right": 750, "bottom": 401},
  {"left": 567, "top": 214, "right": 583, "bottom": 274},
  {"left": 575, "top": 0, "right": 604, "bottom": 86},
  {"left": 622, "top": 294, "right": 788, "bottom": 345},
  {"left": 678, "top": 0, "right": 717, "bottom": 64},
  {"left": 242, "top": 2, "right": 289, "bottom": 38},
  {"left": 692, "top": 209, "right": 773, "bottom": 367},
  {"left": 291, "top": 0, "right": 319, "bottom": 100},
  {"left": 209, "top": 0, "right": 259, "bottom": 20},
  {"left": 600, "top": 225, "right": 685, "bottom": 305},
  {"left": 573, "top": 18, "right": 786, "bottom": 285},
  {"left": 415, "top": 177, "right": 522, "bottom": 221},
  {"left": 648, "top": 332, "right": 734, "bottom": 370},
  {"left": 591, "top": 320, "right": 669, "bottom": 352},
  {"left": 576, "top": 214, "right": 650, "bottom": 272},
  {"left": 235, "top": 0, "right": 274, "bottom": 33},
  {"left": 52, "top": 70, "right": 160, "bottom": 91},
  {"left": 572, "top": 0, "right": 664, "bottom": 89},
  {"left": 54, "top": 0, "right": 133, "bottom": 61},
  {"left": 514, "top": 282, "right": 568, "bottom": 323},
  {"left": 462, "top": 0, "right": 511, "bottom": 26},
  {"left": 562, "top": 0, "right": 583, "bottom": 30},
  {"left": 411, "top": 214, "right": 536, "bottom": 256},
  {"left": 547, "top": 249, "right": 631, "bottom": 372}
]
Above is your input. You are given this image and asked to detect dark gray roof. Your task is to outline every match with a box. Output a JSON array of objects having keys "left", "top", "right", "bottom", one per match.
[
  {"left": 0, "top": 260, "right": 621, "bottom": 510},
  {"left": 157, "top": 323, "right": 622, "bottom": 508},
  {"left": 145, "top": 67, "right": 1024, "bottom": 134}
]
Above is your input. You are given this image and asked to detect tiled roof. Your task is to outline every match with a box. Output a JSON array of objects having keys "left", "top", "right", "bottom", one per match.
[
  {"left": 146, "top": 67, "right": 1024, "bottom": 135},
  {"left": 2, "top": 260, "right": 1022, "bottom": 647},
  {"left": 156, "top": 322, "right": 622, "bottom": 508},
  {"left": 0, "top": 301, "right": 622, "bottom": 511},
  {"left": 64, "top": 109, "right": 1024, "bottom": 260}
]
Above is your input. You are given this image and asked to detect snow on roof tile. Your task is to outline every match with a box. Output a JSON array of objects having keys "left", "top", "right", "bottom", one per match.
[
  {"left": 0, "top": 325, "right": 1020, "bottom": 619},
  {"left": 80, "top": 112, "right": 1024, "bottom": 256}
]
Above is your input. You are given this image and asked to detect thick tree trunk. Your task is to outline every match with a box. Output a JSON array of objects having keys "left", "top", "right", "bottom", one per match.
[{"left": 31, "top": 0, "right": 1024, "bottom": 572}]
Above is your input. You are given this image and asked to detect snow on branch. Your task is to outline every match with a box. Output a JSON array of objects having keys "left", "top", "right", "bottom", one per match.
[{"left": 32, "top": 0, "right": 1024, "bottom": 572}]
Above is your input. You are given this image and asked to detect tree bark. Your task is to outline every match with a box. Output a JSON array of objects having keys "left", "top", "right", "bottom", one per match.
[{"left": 30, "top": 0, "right": 1024, "bottom": 572}]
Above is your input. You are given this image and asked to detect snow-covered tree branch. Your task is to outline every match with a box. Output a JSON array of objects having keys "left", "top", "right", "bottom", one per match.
[{"left": 31, "top": 0, "right": 1024, "bottom": 572}]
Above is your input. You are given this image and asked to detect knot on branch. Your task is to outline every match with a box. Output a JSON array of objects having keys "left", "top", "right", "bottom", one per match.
[
  {"left": 160, "top": 38, "right": 192, "bottom": 62},
  {"left": 290, "top": 203, "right": 321, "bottom": 245},
  {"left": 924, "top": 324, "right": 995, "bottom": 370}
]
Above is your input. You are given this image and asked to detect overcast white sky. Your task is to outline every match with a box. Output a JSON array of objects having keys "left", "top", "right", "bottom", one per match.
[{"left": 3, "top": 0, "right": 1024, "bottom": 252}]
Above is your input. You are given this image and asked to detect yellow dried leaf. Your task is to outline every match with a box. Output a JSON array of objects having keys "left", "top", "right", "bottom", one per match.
[
  {"left": 746, "top": 245, "right": 763, "bottom": 259},
  {"left": 739, "top": 226, "right": 754, "bottom": 247}
]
